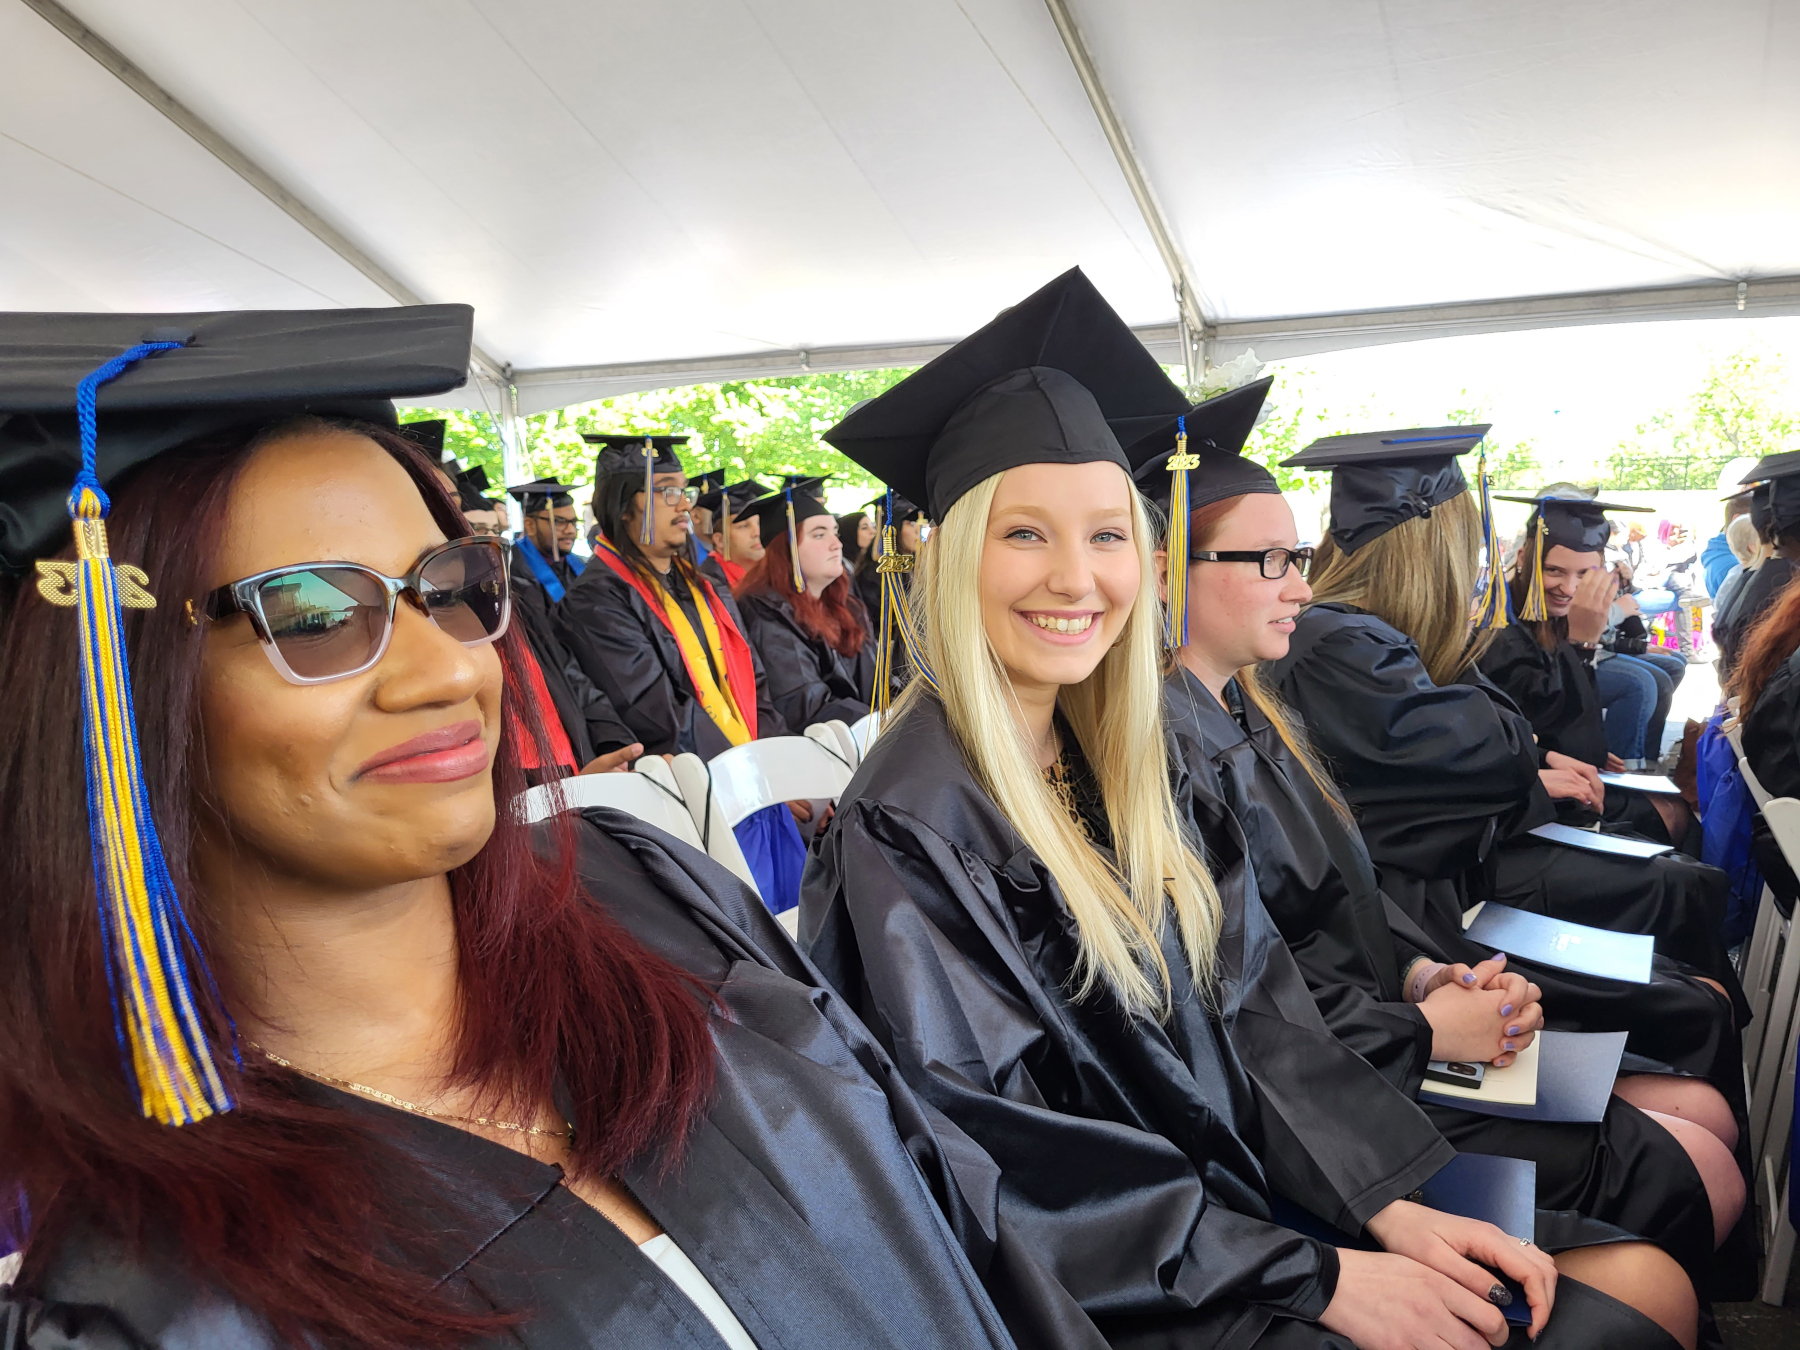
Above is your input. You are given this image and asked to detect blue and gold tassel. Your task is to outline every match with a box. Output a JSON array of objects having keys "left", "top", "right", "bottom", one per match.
[
  {"left": 873, "top": 489, "right": 936, "bottom": 713},
  {"left": 637, "top": 439, "right": 656, "bottom": 547},
  {"left": 1163, "top": 415, "right": 1199, "bottom": 648},
  {"left": 1471, "top": 445, "right": 1512, "bottom": 631},
  {"left": 34, "top": 342, "right": 237, "bottom": 1125},
  {"left": 785, "top": 488, "right": 805, "bottom": 594},
  {"left": 1517, "top": 514, "right": 1550, "bottom": 623}
]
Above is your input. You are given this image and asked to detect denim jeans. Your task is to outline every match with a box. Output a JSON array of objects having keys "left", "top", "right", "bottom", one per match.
[{"left": 1596, "top": 651, "right": 1685, "bottom": 762}]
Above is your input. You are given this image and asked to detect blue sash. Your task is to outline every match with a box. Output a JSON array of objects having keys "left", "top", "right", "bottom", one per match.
[{"left": 515, "top": 536, "right": 585, "bottom": 603}]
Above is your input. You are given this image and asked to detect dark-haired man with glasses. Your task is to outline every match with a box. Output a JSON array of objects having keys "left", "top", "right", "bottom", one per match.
[{"left": 506, "top": 478, "right": 587, "bottom": 602}]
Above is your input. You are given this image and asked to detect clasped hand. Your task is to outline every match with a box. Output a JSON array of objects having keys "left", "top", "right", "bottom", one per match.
[
  {"left": 1538, "top": 750, "right": 1604, "bottom": 810},
  {"left": 1418, "top": 954, "right": 1542, "bottom": 1067},
  {"left": 1322, "top": 1200, "right": 1558, "bottom": 1348}
]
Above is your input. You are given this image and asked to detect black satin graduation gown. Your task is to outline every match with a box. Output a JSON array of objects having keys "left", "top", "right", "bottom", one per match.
[
  {"left": 1162, "top": 667, "right": 1718, "bottom": 1284},
  {"left": 1717, "top": 557, "right": 1796, "bottom": 674},
  {"left": 1746, "top": 645, "right": 1800, "bottom": 802},
  {"left": 735, "top": 590, "right": 877, "bottom": 731},
  {"left": 558, "top": 562, "right": 786, "bottom": 759},
  {"left": 510, "top": 567, "right": 634, "bottom": 761},
  {"left": 1475, "top": 626, "right": 1677, "bottom": 846},
  {"left": 0, "top": 813, "right": 1019, "bottom": 1350},
  {"left": 1268, "top": 605, "right": 1737, "bottom": 988},
  {"left": 799, "top": 697, "right": 1675, "bottom": 1350}
]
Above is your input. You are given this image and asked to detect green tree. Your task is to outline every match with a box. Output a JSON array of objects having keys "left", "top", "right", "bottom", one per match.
[
  {"left": 1607, "top": 346, "right": 1799, "bottom": 489},
  {"left": 400, "top": 368, "right": 915, "bottom": 498}
]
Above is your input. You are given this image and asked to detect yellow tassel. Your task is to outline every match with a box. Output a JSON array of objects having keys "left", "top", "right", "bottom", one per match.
[
  {"left": 638, "top": 440, "right": 656, "bottom": 547},
  {"left": 786, "top": 493, "right": 805, "bottom": 594},
  {"left": 1518, "top": 518, "right": 1550, "bottom": 623},
  {"left": 1163, "top": 419, "right": 1198, "bottom": 648},
  {"left": 1470, "top": 447, "right": 1511, "bottom": 631}
]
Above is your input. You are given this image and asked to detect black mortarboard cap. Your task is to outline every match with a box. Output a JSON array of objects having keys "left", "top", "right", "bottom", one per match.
[
  {"left": 747, "top": 485, "right": 834, "bottom": 547},
  {"left": 780, "top": 473, "right": 831, "bottom": 500},
  {"left": 1734, "top": 452, "right": 1800, "bottom": 534},
  {"left": 1282, "top": 424, "right": 1490, "bottom": 554},
  {"left": 1739, "top": 451, "right": 1800, "bottom": 487},
  {"left": 696, "top": 478, "right": 771, "bottom": 521},
  {"left": 505, "top": 477, "right": 582, "bottom": 512},
  {"left": 865, "top": 491, "right": 924, "bottom": 523},
  {"left": 450, "top": 463, "right": 492, "bottom": 513},
  {"left": 0, "top": 305, "right": 473, "bottom": 572},
  {"left": 1492, "top": 491, "right": 1649, "bottom": 554},
  {"left": 822, "top": 268, "right": 1188, "bottom": 520},
  {"left": 690, "top": 469, "right": 729, "bottom": 500},
  {"left": 1127, "top": 377, "right": 1278, "bottom": 515},
  {"left": 584, "top": 433, "right": 688, "bottom": 479},
  {"left": 398, "top": 418, "right": 447, "bottom": 458}
]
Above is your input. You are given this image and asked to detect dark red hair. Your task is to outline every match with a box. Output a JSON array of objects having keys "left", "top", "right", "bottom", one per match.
[
  {"left": 736, "top": 529, "right": 869, "bottom": 657},
  {"left": 0, "top": 421, "right": 714, "bottom": 1347},
  {"left": 1729, "top": 573, "right": 1800, "bottom": 712}
]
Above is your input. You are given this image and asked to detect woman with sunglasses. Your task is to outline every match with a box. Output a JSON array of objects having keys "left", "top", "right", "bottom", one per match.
[
  {"left": 733, "top": 489, "right": 876, "bottom": 733},
  {"left": 803, "top": 270, "right": 1691, "bottom": 1350},
  {"left": 0, "top": 308, "right": 1022, "bottom": 1350},
  {"left": 1132, "top": 407, "right": 1740, "bottom": 1309}
]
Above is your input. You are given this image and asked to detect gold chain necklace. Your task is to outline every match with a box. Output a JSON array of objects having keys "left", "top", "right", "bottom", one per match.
[{"left": 251, "top": 1043, "right": 574, "bottom": 1140}]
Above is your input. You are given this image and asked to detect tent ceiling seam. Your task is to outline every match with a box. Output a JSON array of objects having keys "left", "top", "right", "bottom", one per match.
[{"left": 18, "top": 0, "right": 512, "bottom": 384}]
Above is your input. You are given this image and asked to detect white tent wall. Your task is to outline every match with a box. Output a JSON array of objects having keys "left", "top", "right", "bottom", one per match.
[{"left": 4, "top": 0, "right": 1800, "bottom": 408}]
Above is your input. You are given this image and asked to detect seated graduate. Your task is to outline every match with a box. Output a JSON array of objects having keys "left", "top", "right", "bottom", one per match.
[
  {"left": 1135, "top": 410, "right": 1742, "bottom": 1287},
  {"left": 1730, "top": 574, "right": 1800, "bottom": 802},
  {"left": 694, "top": 478, "right": 770, "bottom": 594},
  {"left": 732, "top": 483, "right": 877, "bottom": 731},
  {"left": 1477, "top": 492, "right": 1693, "bottom": 848},
  {"left": 0, "top": 308, "right": 1019, "bottom": 1350},
  {"left": 1266, "top": 429, "right": 1738, "bottom": 992},
  {"left": 1716, "top": 457, "right": 1800, "bottom": 675},
  {"left": 839, "top": 509, "right": 875, "bottom": 572},
  {"left": 505, "top": 473, "right": 587, "bottom": 599},
  {"left": 803, "top": 269, "right": 1695, "bottom": 1350}
]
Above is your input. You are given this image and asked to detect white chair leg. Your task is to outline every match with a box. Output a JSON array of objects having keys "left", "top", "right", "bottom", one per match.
[
  {"left": 1752, "top": 922, "right": 1800, "bottom": 1161},
  {"left": 1762, "top": 1183, "right": 1795, "bottom": 1305},
  {"left": 1744, "top": 890, "right": 1782, "bottom": 1071}
]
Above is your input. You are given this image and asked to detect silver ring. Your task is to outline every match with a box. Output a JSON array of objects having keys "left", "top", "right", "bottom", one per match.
[{"left": 1519, "top": 1237, "right": 1532, "bottom": 1246}]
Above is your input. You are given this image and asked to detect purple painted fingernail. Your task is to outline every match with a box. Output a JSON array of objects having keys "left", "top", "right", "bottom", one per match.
[
  {"left": 1501, "top": 1004, "right": 1514, "bottom": 1017},
  {"left": 1507, "top": 1026, "right": 1521, "bottom": 1036},
  {"left": 1492, "top": 953, "right": 1506, "bottom": 963},
  {"left": 1504, "top": 1040, "right": 1516, "bottom": 1050},
  {"left": 1462, "top": 973, "right": 1476, "bottom": 985}
]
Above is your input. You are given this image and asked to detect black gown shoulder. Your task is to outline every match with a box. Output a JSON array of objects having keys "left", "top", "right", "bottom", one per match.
[
  {"left": 801, "top": 695, "right": 1458, "bottom": 1349},
  {"left": 735, "top": 590, "right": 875, "bottom": 731},
  {"left": 510, "top": 567, "right": 635, "bottom": 761},
  {"left": 0, "top": 814, "right": 1018, "bottom": 1350},
  {"left": 1477, "top": 626, "right": 1608, "bottom": 768},
  {"left": 1746, "top": 644, "right": 1800, "bottom": 802}
]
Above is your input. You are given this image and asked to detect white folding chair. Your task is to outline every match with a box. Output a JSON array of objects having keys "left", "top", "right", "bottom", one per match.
[
  {"left": 514, "top": 759, "right": 705, "bottom": 847},
  {"left": 666, "top": 753, "right": 761, "bottom": 896},
  {"left": 700, "top": 736, "right": 857, "bottom": 829},
  {"left": 1751, "top": 797, "right": 1800, "bottom": 1167},
  {"left": 804, "top": 719, "right": 861, "bottom": 773},
  {"left": 849, "top": 711, "right": 882, "bottom": 757}
]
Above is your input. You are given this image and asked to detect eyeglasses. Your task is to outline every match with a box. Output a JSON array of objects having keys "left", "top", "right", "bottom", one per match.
[
  {"left": 464, "top": 520, "right": 508, "bottom": 537},
  {"left": 647, "top": 485, "right": 700, "bottom": 507},
  {"left": 199, "top": 538, "right": 511, "bottom": 685},
  {"left": 1189, "top": 546, "right": 1314, "bottom": 580}
]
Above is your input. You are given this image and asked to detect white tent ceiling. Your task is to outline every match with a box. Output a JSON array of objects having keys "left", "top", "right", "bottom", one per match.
[{"left": 4, "top": 0, "right": 1799, "bottom": 415}]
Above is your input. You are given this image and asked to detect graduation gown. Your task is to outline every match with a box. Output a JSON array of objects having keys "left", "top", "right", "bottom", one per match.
[
  {"left": 1162, "top": 666, "right": 1719, "bottom": 1285},
  {"left": 1717, "top": 557, "right": 1796, "bottom": 674},
  {"left": 1476, "top": 625, "right": 1679, "bottom": 846},
  {"left": 509, "top": 567, "right": 635, "bottom": 761},
  {"left": 1268, "top": 605, "right": 1738, "bottom": 989},
  {"left": 799, "top": 696, "right": 1668, "bottom": 1349},
  {"left": 558, "top": 561, "right": 786, "bottom": 759},
  {"left": 1745, "top": 644, "right": 1800, "bottom": 802},
  {"left": 0, "top": 812, "right": 1019, "bottom": 1350},
  {"left": 735, "top": 590, "right": 877, "bottom": 732}
]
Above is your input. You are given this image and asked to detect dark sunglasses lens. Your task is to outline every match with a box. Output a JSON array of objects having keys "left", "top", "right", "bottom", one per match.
[
  {"left": 257, "top": 568, "right": 387, "bottom": 679},
  {"left": 419, "top": 543, "right": 508, "bottom": 644}
]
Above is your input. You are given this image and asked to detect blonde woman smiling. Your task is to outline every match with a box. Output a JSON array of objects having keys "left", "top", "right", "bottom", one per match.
[{"left": 800, "top": 272, "right": 1679, "bottom": 1350}]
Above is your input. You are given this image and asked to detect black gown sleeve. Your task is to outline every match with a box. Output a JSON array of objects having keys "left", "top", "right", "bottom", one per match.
[
  {"left": 556, "top": 568, "right": 690, "bottom": 755},
  {"left": 1477, "top": 628, "right": 1567, "bottom": 747},
  {"left": 511, "top": 573, "right": 636, "bottom": 759},
  {"left": 1746, "top": 649, "right": 1800, "bottom": 802},
  {"left": 1271, "top": 614, "right": 1548, "bottom": 881}
]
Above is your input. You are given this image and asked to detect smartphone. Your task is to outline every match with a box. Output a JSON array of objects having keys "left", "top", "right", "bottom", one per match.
[{"left": 1423, "top": 1059, "right": 1486, "bottom": 1089}]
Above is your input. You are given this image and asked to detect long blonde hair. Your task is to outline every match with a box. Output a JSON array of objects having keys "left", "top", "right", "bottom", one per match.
[
  {"left": 1303, "top": 488, "right": 1490, "bottom": 686},
  {"left": 892, "top": 471, "right": 1223, "bottom": 1018}
]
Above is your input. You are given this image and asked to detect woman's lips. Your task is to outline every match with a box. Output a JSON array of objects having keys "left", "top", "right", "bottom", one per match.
[
  {"left": 1018, "top": 610, "right": 1101, "bottom": 645},
  {"left": 357, "top": 719, "right": 488, "bottom": 784}
]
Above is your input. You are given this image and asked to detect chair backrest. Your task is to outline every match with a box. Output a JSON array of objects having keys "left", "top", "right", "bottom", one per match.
[
  {"left": 514, "top": 762, "right": 705, "bottom": 849},
  {"left": 1765, "top": 797, "right": 1800, "bottom": 879},
  {"left": 849, "top": 711, "right": 882, "bottom": 757},
  {"left": 804, "top": 719, "right": 860, "bottom": 772},
  {"left": 667, "top": 752, "right": 762, "bottom": 895},
  {"left": 702, "top": 736, "right": 856, "bottom": 828}
]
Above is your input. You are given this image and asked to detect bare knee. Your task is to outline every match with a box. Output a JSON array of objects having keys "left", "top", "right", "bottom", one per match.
[
  {"left": 1556, "top": 1242, "right": 1697, "bottom": 1350},
  {"left": 1613, "top": 1073, "right": 1739, "bottom": 1150},
  {"left": 1638, "top": 1107, "right": 1746, "bottom": 1246}
]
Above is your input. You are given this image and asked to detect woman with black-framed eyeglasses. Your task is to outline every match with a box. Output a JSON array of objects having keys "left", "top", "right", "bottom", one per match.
[{"left": 0, "top": 309, "right": 1023, "bottom": 1350}]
